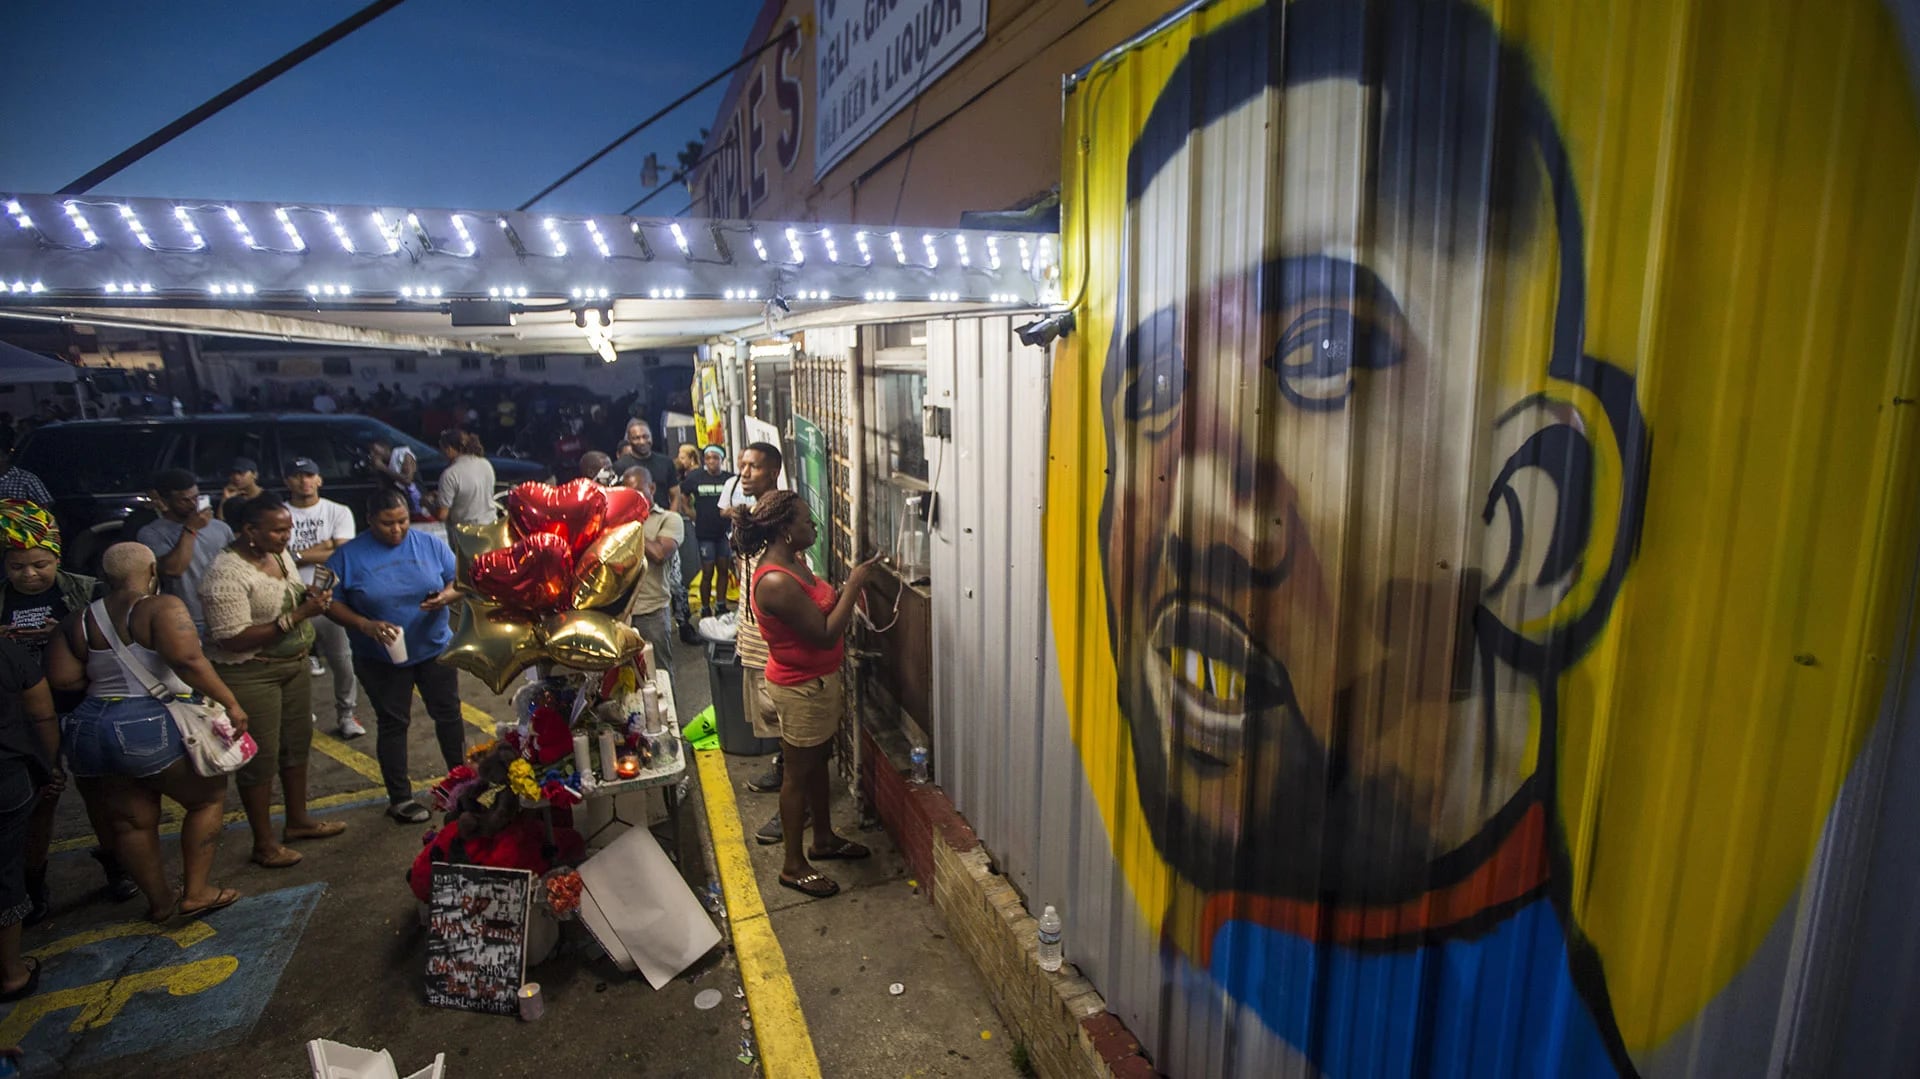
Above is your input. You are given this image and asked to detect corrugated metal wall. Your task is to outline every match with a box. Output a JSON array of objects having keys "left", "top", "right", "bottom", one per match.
[
  {"left": 931, "top": 0, "right": 1920, "bottom": 1076},
  {"left": 928, "top": 314, "right": 1055, "bottom": 888}
]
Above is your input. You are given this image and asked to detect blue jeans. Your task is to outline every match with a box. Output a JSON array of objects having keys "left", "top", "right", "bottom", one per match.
[{"left": 62, "top": 697, "right": 186, "bottom": 779}]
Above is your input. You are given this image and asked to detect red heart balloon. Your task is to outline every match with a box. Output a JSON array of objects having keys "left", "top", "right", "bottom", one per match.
[
  {"left": 508, "top": 479, "right": 608, "bottom": 560},
  {"left": 601, "top": 487, "right": 652, "bottom": 529},
  {"left": 469, "top": 532, "right": 575, "bottom": 615}
]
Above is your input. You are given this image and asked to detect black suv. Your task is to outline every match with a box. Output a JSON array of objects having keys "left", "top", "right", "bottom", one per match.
[{"left": 15, "top": 413, "right": 549, "bottom": 572}]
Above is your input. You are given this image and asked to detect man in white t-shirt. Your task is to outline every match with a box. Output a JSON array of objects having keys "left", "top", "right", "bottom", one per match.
[{"left": 285, "top": 457, "right": 365, "bottom": 738}]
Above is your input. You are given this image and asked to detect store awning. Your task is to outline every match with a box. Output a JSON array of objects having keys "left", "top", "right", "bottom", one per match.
[{"left": 0, "top": 193, "right": 1060, "bottom": 354}]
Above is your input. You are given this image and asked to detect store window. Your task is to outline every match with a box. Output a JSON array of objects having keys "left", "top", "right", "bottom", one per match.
[
  {"left": 864, "top": 323, "right": 930, "bottom": 581},
  {"left": 751, "top": 358, "right": 793, "bottom": 438}
]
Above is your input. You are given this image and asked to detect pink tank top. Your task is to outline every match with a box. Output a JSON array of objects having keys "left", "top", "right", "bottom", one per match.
[{"left": 751, "top": 564, "right": 844, "bottom": 685}]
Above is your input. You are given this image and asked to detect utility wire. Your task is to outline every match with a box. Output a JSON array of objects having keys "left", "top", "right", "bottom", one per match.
[
  {"left": 518, "top": 22, "right": 799, "bottom": 212},
  {"left": 59, "top": 0, "right": 410, "bottom": 195},
  {"left": 621, "top": 132, "right": 738, "bottom": 215}
]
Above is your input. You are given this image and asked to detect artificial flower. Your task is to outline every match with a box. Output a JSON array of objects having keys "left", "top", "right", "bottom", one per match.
[
  {"left": 508, "top": 758, "right": 541, "bottom": 800},
  {"left": 546, "top": 870, "right": 584, "bottom": 916},
  {"left": 466, "top": 738, "right": 498, "bottom": 762},
  {"left": 541, "top": 779, "right": 582, "bottom": 808},
  {"left": 529, "top": 706, "right": 573, "bottom": 766}
]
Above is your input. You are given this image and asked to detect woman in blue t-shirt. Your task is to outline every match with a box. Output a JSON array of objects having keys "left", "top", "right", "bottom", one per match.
[{"left": 323, "top": 489, "right": 465, "bottom": 824}]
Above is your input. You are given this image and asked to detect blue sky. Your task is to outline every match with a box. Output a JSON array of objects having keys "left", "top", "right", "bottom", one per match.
[{"left": 0, "top": 0, "right": 766, "bottom": 215}]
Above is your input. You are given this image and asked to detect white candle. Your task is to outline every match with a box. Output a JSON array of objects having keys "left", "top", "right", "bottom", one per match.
[
  {"left": 598, "top": 730, "right": 619, "bottom": 783},
  {"left": 572, "top": 734, "right": 591, "bottom": 779},
  {"left": 640, "top": 685, "right": 660, "bottom": 735}
]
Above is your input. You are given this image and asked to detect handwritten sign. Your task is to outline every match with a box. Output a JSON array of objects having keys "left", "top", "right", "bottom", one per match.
[
  {"left": 814, "top": 0, "right": 986, "bottom": 178},
  {"left": 424, "top": 864, "right": 533, "bottom": 1016}
]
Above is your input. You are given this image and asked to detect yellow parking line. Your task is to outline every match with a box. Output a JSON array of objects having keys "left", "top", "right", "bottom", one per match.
[
  {"left": 696, "top": 747, "right": 820, "bottom": 1078},
  {"left": 309, "top": 730, "right": 388, "bottom": 785},
  {"left": 461, "top": 702, "right": 498, "bottom": 734},
  {"left": 50, "top": 785, "right": 390, "bottom": 854}
]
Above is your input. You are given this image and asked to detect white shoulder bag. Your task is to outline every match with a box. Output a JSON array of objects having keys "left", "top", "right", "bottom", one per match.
[{"left": 90, "top": 600, "right": 256, "bottom": 777}]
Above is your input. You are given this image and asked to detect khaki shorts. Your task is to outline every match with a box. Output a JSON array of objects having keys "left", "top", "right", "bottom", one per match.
[
  {"left": 743, "top": 666, "right": 779, "bottom": 740},
  {"left": 763, "top": 675, "right": 844, "bottom": 749}
]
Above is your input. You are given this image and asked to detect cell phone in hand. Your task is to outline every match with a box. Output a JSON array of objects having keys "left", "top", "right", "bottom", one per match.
[{"left": 310, "top": 566, "right": 337, "bottom": 592}]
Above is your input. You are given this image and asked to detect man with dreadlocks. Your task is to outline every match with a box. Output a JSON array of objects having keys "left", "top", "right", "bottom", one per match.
[{"left": 729, "top": 490, "right": 881, "bottom": 899}]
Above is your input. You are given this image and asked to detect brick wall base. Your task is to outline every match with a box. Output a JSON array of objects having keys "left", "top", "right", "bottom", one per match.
[{"left": 860, "top": 727, "right": 1159, "bottom": 1078}]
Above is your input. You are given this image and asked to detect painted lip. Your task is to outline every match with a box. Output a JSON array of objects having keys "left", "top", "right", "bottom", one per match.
[{"left": 1146, "top": 599, "right": 1298, "bottom": 772}]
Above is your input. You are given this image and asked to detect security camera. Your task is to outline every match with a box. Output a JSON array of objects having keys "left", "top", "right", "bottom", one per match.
[{"left": 1015, "top": 311, "right": 1075, "bottom": 348}]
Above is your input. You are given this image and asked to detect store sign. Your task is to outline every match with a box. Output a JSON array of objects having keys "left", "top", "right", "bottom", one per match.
[
  {"left": 814, "top": 0, "right": 986, "bottom": 179},
  {"left": 701, "top": 22, "right": 806, "bottom": 218}
]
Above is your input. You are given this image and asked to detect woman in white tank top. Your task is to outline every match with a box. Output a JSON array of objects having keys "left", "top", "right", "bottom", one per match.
[{"left": 46, "top": 543, "right": 247, "bottom": 922}]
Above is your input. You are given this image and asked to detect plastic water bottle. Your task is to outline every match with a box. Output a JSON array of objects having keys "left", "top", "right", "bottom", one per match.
[
  {"left": 910, "top": 745, "right": 930, "bottom": 785},
  {"left": 1037, "top": 904, "right": 1063, "bottom": 972}
]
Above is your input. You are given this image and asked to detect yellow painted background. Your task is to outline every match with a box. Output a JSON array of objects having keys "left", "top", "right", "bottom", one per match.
[{"left": 1046, "top": 0, "right": 1920, "bottom": 1061}]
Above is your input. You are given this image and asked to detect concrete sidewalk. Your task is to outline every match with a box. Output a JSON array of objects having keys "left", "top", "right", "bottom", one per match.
[{"left": 5, "top": 642, "right": 1021, "bottom": 1078}]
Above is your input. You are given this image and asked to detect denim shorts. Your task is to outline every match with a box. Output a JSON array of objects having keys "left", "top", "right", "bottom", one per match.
[
  {"left": 62, "top": 696, "right": 187, "bottom": 779},
  {"left": 697, "top": 537, "right": 728, "bottom": 564}
]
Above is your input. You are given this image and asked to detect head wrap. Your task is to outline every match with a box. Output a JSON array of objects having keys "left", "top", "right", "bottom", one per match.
[{"left": 0, "top": 499, "right": 60, "bottom": 559}]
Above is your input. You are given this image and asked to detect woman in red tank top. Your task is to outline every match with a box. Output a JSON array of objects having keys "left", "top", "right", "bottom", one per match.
[{"left": 730, "top": 491, "right": 880, "bottom": 899}]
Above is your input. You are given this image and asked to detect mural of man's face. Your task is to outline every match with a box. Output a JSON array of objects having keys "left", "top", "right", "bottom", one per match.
[{"left": 1101, "top": 77, "right": 1570, "bottom": 899}]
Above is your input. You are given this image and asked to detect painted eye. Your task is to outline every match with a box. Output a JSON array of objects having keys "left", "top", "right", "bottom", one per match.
[
  {"left": 1271, "top": 306, "right": 1402, "bottom": 411},
  {"left": 1121, "top": 307, "right": 1184, "bottom": 425}
]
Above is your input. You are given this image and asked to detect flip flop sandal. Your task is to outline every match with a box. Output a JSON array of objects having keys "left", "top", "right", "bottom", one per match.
[
  {"left": 0, "top": 957, "right": 41, "bottom": 1002},
  {"left": 807, "top": 839, "right": 872, "bottom": 861},
  {"left": 251, "top": 847, "right": 304, "bottom": 869},
  {"left": 179, "top": 887, "right": 243, "bottom": 919},
  {"left": 778, "top": 872, "right": 840, "bottom": 899},
  {"left": 146, "top": 887, "right": 185, "bottom": 924},
  {"left": 282, "top": 820, "right": 347, "bottom": 841}
]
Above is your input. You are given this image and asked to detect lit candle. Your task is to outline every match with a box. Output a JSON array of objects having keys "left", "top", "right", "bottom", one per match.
[
  {"left": 598, "top": 730, "right": 619, "bottom": 783},
  {"left": 572, "top": 734, "right": 591, "bottom": 779},
  {"left": 518, "top": 982, "right": 544, "bottom": 1021},
  {"left": 616, "top": 751, "right": 640, "bottom": 779}
]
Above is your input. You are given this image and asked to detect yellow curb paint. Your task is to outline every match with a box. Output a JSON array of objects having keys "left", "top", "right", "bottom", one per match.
[
  {"left": 695, "top": 746, "right": 820, "bottom": 1078},
  {"left": 47, "top": 782, "right": 430, "bottom": 854},
  {"left": 461, "top": 702, "right": 497, "bottom": 733}
]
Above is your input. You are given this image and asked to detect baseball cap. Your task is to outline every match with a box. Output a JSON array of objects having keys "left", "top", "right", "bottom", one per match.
[
  {"left": 229, "top": 456, "right": 259, "bottom": 474},
  {"left": 286, "top": 457, "right": 321, "bottom": 476}
]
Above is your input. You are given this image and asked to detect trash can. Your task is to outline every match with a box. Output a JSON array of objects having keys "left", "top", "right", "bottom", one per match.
[{"left": 707, "top": 640, "right": 779, "bottom": 755}]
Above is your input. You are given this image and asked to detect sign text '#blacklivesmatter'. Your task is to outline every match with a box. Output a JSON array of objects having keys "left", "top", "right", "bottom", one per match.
[
  {"left": 424, "top": 864, "right": 532, "bottom": 1017},
  {"left": 813, "top": 0, "right": 985, "bottom": 179}
]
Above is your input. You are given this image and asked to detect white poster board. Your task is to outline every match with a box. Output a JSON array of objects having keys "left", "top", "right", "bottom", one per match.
[{"left": 814, "top": 0, "right": 988, "bottom": 178}]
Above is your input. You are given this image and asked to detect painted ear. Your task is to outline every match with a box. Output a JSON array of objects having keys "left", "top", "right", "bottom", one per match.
[{"left": 1475, "top": 396, "right": 1597, "bottom": 665}]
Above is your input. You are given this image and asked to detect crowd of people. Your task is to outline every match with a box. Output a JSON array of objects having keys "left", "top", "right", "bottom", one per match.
[
  {"left": 200, "top": 380, "right": 683, "bottom": 478},
  {"left": 0, "top": 407, "right": 877, "bottom": 1006}
]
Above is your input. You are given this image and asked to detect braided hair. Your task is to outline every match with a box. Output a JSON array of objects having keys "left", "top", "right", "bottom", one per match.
[{"left": 728, "top": 488, "right": 808, "bottom": 561}]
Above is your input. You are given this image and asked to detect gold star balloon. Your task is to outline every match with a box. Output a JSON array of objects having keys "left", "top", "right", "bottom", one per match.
[
  {"left": 542, "top": 610, "right": 642, "bottom": 671},
  {"left": 439, "top": 597, "right": 546, "bottom": 694},
  {"left": 448, "top": 518, "right": 511, "bottom": 592}
]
